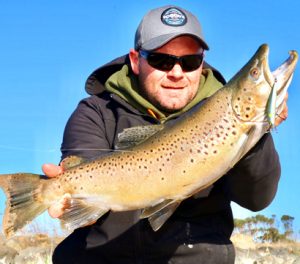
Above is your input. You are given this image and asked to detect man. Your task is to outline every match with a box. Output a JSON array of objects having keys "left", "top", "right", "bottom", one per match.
[{"left": 43, "top": 5, "right": 286, "bottom": 264}]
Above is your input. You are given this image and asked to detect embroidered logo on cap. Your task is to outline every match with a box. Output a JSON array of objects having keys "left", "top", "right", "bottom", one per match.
[{"left": 161, "top": 7, "right": 187, "bottom": 26}]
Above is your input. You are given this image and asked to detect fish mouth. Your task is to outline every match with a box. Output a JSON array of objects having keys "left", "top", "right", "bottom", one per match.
[
  {"left": 231, "top": 44, "right": 298, "bottom": 125},
  {"left": 263, "top": 44, "right": 298, "bottom": 94},
  {"left": 257, "top": 44, "right": 298, "bottom": 120},
  {"left": 271, "top": 50, "right": 298, "bottom": 95}
]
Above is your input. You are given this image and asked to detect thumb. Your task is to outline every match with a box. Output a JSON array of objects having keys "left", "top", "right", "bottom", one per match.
[{"left": 42, "top": 163, "right": 63, "bottom": 178}]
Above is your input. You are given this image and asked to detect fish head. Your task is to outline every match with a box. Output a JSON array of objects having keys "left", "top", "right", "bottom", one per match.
[{"left": 230, "top": 44, "right": 298, "bottom": 125}]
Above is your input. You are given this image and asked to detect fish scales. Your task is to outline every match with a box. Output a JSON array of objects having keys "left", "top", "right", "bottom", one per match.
[
  {"left": 0, "top": 44, "right": 298, "bottom": 237},
  {"left": 44, "top": 89, "right": 248, "bottom": 206}
]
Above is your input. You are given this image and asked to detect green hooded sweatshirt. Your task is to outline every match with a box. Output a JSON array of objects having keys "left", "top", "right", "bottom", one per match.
[{"left": 105, "top": 65, "right": 224, "bottom": 123}]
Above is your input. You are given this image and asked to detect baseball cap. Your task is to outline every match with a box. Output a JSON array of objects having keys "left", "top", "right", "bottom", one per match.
[{"left": 134, "top": 5, "right": 209, "bottom": 51}]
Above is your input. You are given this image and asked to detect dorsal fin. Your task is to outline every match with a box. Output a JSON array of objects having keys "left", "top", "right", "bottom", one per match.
[
  {"left": 115, "top": 124, "right": 164, "bottom": 149},
  {"left": 61, "top": 156, "right": 87, "bottom": 170}
]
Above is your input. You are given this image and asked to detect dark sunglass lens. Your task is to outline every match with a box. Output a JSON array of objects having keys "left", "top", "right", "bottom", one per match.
[
  {"left": 140, "top": 50, "right": 203, "bottom": 72},
  {"left": 147, "top": 53, "right": 175, "bottom": 71},
  {"left": 181, "top": 55, "right": 203, "bottom": 71}
]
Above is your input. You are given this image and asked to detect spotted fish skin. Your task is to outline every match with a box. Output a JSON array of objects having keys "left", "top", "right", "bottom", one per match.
[{"left": 0, "top": 44, "right": 298, "bottom": 237}]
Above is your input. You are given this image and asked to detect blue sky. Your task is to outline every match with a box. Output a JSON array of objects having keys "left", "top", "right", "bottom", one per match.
[{"left": 0, "top": 0, "right": 299, "bottom": 236}]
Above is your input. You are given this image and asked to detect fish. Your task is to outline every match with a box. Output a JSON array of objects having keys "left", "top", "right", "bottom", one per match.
[{"left": 0, "top": 44, "right": 298, "bottom": 238}]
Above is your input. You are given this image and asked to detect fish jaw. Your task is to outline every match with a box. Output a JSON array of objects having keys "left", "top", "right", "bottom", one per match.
[
  {"left": 230, "top": 44, "right": 298, "bottom": 128},
  {"left": 273, "top": 50, "right": 298, "bottom": 96},
  {"left": 273, "top": 50, "right": 298, "bottom": 119}
]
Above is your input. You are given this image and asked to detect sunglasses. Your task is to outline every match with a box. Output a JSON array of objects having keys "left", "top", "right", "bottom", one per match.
[{"left": 139, "top": 50, "right": 204, "bottom": 72}]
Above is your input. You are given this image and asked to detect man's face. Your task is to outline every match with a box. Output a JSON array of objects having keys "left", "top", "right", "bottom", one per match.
[{"left": 130, "top": 36, "right": 204, "bottom": 113}]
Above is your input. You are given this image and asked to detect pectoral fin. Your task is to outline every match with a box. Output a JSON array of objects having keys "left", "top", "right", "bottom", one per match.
[
  {"left": 59, "top": 196, "right": 109, "bottom": 231},
  {"left": 140, "top": 199, "right": 181, "bottom": 231},
  {"left": 229, "top": 126, "right": 260, "bottom": 168}
]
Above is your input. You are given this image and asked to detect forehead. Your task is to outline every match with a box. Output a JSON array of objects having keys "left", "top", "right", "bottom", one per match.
[{"left": 155, "top": 35, "right": 203, "bottom": 55}]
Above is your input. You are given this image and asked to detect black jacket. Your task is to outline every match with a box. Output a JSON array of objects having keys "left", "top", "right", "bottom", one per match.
[{"left": 53, "top": 55, "right": 281, "bottom": 264}]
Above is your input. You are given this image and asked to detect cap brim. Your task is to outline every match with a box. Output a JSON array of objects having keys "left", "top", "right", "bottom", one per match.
[{"left": 140, "top": 33, "right": 209, "bottom": 51}]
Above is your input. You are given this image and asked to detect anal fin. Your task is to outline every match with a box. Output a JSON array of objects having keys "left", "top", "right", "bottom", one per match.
[
  {"left": 229, "top": 126, "right": 262, "bottom": 168},
  {"left": 59, "top": 196, "right": 109, "bottom": 231},
  {"left": 140, "top": 199, "right": 181, "bottom": 231}
]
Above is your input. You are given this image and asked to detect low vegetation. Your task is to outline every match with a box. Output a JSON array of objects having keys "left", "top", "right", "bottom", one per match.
[
  {"left": 0, "top": 213, "right": 299, "bottom": 263},
  {"left": 234, "top": 214, "right": 299, "bottom": 243},
  {"left": 233, "top": 214, "right": 300, "bottom": 263}
]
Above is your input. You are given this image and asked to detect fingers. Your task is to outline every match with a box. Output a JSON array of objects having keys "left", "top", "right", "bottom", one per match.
[
  {"left": 42, "top": 163, "right": 63, "bottom": 178},
  {"left": 275, "top": 104, "right": 288, "bottom": 126},
  {"left": 43, "top": 162, "right": 67, "bottom": 218},
  {"left": 275, "top": 92, "right": 288, "bottom": 127},
  {"left": 48, "top": 195, "right": 97, "bottom": 226},
  {"left": 48, "top": 193, "right": 71, "bottom": 218}
]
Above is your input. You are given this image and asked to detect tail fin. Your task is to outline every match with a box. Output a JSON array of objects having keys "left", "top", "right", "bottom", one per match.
[{"left": 0, "top": 173, "right": 48, "bottom": 238}]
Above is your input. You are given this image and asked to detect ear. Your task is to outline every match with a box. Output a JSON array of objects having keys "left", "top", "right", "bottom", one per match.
[{"left": 129, "top": 49, "right": 140, "bottom": 75}]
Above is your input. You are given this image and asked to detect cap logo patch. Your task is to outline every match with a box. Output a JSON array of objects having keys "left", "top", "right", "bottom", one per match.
[{"left": 161, "top": 8, "right": 187, "bottom": 26}]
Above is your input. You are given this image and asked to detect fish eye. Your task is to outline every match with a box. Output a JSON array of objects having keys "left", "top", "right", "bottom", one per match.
[{"left": 250, "top": 67, "right": 260, "bottom": 79}]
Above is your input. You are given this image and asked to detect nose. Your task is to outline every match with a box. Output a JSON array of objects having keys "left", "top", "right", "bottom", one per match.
[{"left": 167, "top": 63, "right": 184, "bottom": 79}]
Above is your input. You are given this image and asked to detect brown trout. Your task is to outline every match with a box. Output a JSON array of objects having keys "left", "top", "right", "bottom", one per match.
[{"left": 0, "top": 44, "right": 298, "bottom": 238}]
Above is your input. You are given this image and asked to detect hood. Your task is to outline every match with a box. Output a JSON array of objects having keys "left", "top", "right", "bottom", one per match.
[{"left": 105, "top": 65, "right": 224, "bottom": 122}]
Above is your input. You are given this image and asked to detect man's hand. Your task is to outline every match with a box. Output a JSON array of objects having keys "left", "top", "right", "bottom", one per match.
[
  {"left": 42, "top": 163, "right": 63, "bottom": 177},
  {"left": 42, "top": 163, "right": 70, "bottom": 218},
  {"left": 275, "top": 93, "right": 288, "bottom": 127}
]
